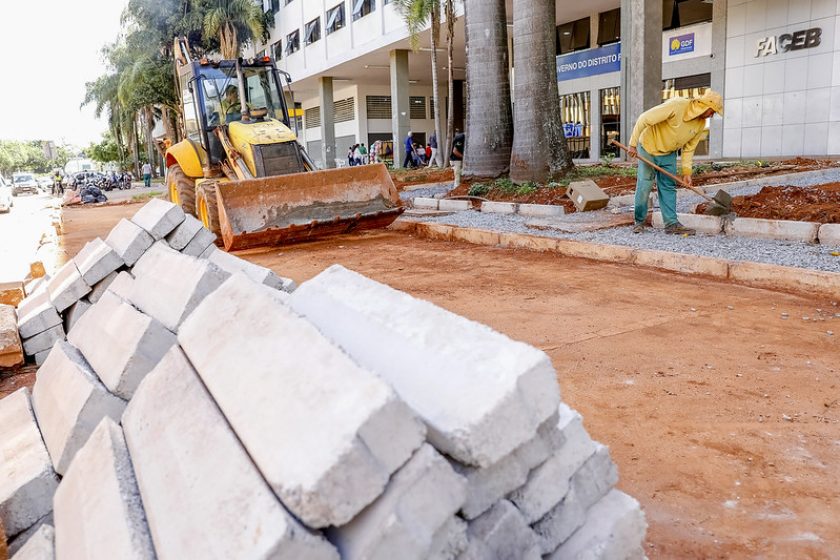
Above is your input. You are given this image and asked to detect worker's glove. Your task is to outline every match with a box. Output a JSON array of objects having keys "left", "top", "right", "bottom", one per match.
[{"left": 682, "top": 175, "right": 693, "bottom": 187}]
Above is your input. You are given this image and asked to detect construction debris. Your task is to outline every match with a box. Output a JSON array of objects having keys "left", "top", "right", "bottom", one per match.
[
  {"left": 0, "top": 305, "right": 24, "bottom": 368},
  {"left": 0, "top": 199, "right": 647, "bottom": 558}
]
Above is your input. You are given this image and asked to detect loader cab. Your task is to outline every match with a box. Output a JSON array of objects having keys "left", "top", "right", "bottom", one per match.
[{"left": 181, "top": 59, "right": 292, "bottom": 165}]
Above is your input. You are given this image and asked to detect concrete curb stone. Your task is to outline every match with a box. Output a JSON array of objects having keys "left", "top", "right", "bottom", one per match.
[
  {"left": 208, "top": 249, "right": 296, "bottom": 292},
  {"left": 87, "top": 271, "right": 119, "bottom": 304},
  {"left": 461, "top": 500, "right": 541, "bottom": 560},
  {"left": 726, "top": 217, "right": 820, "bottom": 243},
  {"left": 21, "top": 324, "right": 64, "bottom": 357},
  {"left": 518, "top": 204, "right": 566, "bottom": 217},
  {"left": 165, "top": 214, "right": 203, "bottom": 251},
  {"left": 73, "top": 238, "right": 124, "bottom": 286},
  {"left": 438, "top": 199, "right": 472, "bottom": 212},
  {"left": 180, "top": 228, "right": 217, "bottom": 257},
  {"left": 818, "top": 223, "right": 840, "bottom": 246},
  {"left": 632, "top": 250, "right": 730, "bottom": 278},
  {"left": 46, "top": 261, "right": 90, "bottom": 313},
  {"left": 0, "top": 305, "right": 24, "bottom": 368},
  {"left": 104, "top": 219, "right": 153, "bottom": 267},
  {"left": 481, "top": 201, "right": 518, "bottom": 214},
  {"left": 63, "top": 299, "right": 92, "bottom": 334},
  {"left": 9, "top": 524, "right": 54, "bottom": 560},
  {"left": 652, "top": 213, "right": 724, "bottom": 234},
  {"left": 450, "top": 227, "right": 501, "bottom": 247},
  {"left": 413, "top": 198, "right": 439, "bottom": 210},
  {"left": 130, "top": 199, "right": 185, "bottom": 240}
]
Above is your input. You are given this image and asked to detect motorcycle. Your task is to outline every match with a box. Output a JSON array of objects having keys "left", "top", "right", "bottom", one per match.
[
  {"left": 52, "top": 177, "right": 64, "bottom": 197},
  {"left": 79, "top": 182, "right": 108, "bottom": 204}
]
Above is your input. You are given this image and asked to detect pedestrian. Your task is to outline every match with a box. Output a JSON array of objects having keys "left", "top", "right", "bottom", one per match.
[
  {"left": 427, "top": 131, "right": 440, "bottom": 168},
  {"left": 359, "top": 142, "right": 369, "bottom": 164},
  {"left": 403, "top": 131, "right": 415, "bottom": 168},
  {"left": 450, "top": 129, "right": 465, "bottom": 187},
  {"left": 348, "top": 146, "right": 356, "bottom": 167},
  {"left": 425, "top": 144, "right": 432, "bottom": 163},
  {"left": 627, "top": 90, "right": 724, "bottom": 236},
  {"left": 371, "top": 140, "right": 381, "bottom": 164},
  {"left": 141, "top": 161, "right": 152, "bottom": 188},
  {"left": 354, "top": 144, "right": 364, "bottom": 166}
]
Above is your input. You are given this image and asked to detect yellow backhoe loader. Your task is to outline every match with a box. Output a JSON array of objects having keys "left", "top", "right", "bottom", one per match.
[{"left": 165, "top": 38, "right": 403, "bottom": 251}]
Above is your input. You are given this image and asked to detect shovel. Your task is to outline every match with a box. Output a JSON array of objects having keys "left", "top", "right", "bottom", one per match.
[{"left": 610, "top": 140, "right": 733, "bottom": 216}]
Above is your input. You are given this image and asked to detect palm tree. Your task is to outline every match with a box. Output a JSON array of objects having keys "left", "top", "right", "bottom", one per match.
[
  {"left": 462, "top": 0, "right": 512, "bottom": 177},
  {"left": 509, "top": 0, "right": 573, "bottom": 182},
  {"left": 201, "top": 0, "right": 267, "bottom": 59},
  {"left": 392, "top": 0, "right": 443, "bottom": 168},
  {"left": 442, "top": 0, "right": 457, "bottom": 168}
]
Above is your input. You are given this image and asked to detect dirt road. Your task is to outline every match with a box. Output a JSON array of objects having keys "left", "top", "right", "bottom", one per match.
[{"left": 59, "top": 204, "right": 840, "bottom": 559}]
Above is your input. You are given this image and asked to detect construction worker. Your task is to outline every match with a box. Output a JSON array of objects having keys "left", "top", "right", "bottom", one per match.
[
  {"left": 627, "top": 90, "right": 724, "bottom": 235},
  {"left": 221, "top": 85, "right": 242, "bottom": 122}
]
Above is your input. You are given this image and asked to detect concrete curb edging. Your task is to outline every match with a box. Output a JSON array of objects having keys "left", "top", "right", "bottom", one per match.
[
  {"left": 391, "top": 221, "right": 840, "bottom": 299},
  {"left": 481, "top": 201, "right": 566, "bottom": 217}
]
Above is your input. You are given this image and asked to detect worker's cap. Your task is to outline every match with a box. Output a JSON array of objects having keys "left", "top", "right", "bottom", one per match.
[{"left": 696, "top": 90, "right": 724, "bottom": 116}]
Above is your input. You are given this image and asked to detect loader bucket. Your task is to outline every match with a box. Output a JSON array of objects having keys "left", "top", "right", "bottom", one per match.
[{"left": 215, "top": 163, "right": 405, "bottom": 251}]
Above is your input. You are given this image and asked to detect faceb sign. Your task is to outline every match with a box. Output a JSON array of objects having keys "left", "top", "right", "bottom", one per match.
[
  {"left": 669, "top": 33, "right": 695, "bottom": 56},
  {"left": 756, "top": 27, "right": 821, "bottom": 57}
]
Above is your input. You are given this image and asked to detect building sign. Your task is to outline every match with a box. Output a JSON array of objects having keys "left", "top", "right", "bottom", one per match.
[
  {"left": 556, "top": 43, "right": 621, "bottom": 82},
  {"left": 755, "top": 27, "right": 822, "bottom": 57},
  {"left": 668, "top": 33, "right": 695, "bottom": 56}
]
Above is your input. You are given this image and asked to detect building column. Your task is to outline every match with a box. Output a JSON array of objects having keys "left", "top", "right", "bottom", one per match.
[
  {"left": 319, "top": 76, "right": 336, "bottom": 169},
  {"left": 709, "top": 0, "right": 728, "bottom": 159},
  {"left": 390, "top": 49, "right": 411, "bottom": 168},
  {"left": 620, "top": 0, "right": 662, "bottom": 154}
]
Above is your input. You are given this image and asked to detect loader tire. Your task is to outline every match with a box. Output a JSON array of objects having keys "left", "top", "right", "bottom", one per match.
[
  {"left": 167, "top": 164, "right": 196, "bottom": 216},
  {"left": 196, "top": 181, "right": 221, "bottom": 237}
]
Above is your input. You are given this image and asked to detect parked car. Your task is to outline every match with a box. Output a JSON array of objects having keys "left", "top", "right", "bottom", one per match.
[
  {"left": 11, "top": 172, "right": 39, "bottom": 196},
  {"left": 38, "top": 176, "right": 52, "bottom": 191},
  {"left": 0, "top": 176, "right": 12, "bottom": 212}
]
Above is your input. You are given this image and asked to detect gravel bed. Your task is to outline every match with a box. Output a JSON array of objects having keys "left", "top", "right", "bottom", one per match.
[{"left": 405, "top": 211, "right": 840, "bottom": 273}]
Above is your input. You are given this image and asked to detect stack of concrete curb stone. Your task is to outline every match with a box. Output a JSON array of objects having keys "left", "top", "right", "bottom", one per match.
[{"left": 0, "top": 200, "right": 646, "bottom": 559}]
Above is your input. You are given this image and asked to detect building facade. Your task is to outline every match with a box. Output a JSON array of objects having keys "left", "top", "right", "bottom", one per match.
[{"left": 256, "top": 0, "right": 840, "bottom": 168}]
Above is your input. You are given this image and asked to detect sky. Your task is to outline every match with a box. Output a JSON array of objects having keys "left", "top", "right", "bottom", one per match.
[{"left": 0, "top": 0, "right": 128, "bottom": 147}]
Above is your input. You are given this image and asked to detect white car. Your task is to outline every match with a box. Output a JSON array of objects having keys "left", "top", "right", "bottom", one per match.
[
  {"left": 12, "top": 172, "right": 39, "bottom": 196},
  {"left": 0, "top": 176, "right": 13, "bottom": 213}
]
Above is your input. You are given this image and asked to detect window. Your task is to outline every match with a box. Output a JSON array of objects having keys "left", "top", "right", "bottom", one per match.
[
  {"left": 410, "top": 96, "right": 426, "bottom": 120},
  {"left": 271, "top": 0, "right": 280, "bottom": 11},
  {"left": 557, "top": 17, "right": 590, "bottom": 55},
  {"left": 352, "top": 0, "right": 375, "bottom": 21},
  {"left": 305, "top": 106, "right": 321, "bottom": 129},
  {"left": 334, "top": 97, "right": 355, "bottom": 123},
  {"left": 272, "top": 41, "right": 282, "bottom": 60},
  {"left": 305, "top": 18, "right": 321, "bottom": 45},
  {"left": 560, "top": 91, "right": 591, "bottom": 159},
  {"left": 285, "top": 30, "right": 300, "bottom": 55},
  {"left": 597, "top": 9, "right": 620, "bottom": 46},
  {"left": 663, "top": 0, "right": 713, "bottom": 30},
  {"left": 326, "top": 3, "right": 345, "bottom": 34},
  {"left": 430, "top": 97, "right": 435, "bottom": 119},
  {"left": 366, "top": 95, "right": 392, "bottom": 119},
  {"left": 285, "top": 0, "right": 294, "bottom": 5}
]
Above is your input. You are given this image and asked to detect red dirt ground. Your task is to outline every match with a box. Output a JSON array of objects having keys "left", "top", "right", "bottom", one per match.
[
  {"left": 36, "top": 202, "right": 840, "bottom": 560},
  {"left": 701, "top": 183, "right": 840, "bottom": 224}
]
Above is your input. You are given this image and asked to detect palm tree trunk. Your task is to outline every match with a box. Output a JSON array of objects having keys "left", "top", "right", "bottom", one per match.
[
  {"left": 143, "top": 106, "right": 156, "bottom": 177},
  {"left": 444, "top": 0, "right": 457, "bottom": 168},
  {"left": 221, "top": 22, "right": 239, "bottom": 59},
  {"left": 509, "top": 0, "right": 573, "bottom": 182},
  {"left": 463, "top": 0, "right": 513, "bottom": 177},
  {"left": 429, "top": 5, "right": 443, "bottom": 168}
]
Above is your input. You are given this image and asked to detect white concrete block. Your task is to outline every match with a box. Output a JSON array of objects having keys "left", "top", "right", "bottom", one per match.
[
  {"left": 22, "top": 324, "right": 64, "bottom": 357},
  {"left": 73, "top": 238, "right": 124, "bottom": 286},
  {"left": 11, "top": 524, "right": 54, "bottom": 560},
  {"left": 0, "top": 389, "right": 59, "bottom": 538},
  {"left": 54, "top": 418, "right": 155, "bottom": 560},
  {"left": 17, "top": 299, "right": 60, "bottom": 339},
  {"left": 288, "top": 265, "right": 560, "bottom": 468},
  {"left": 481, "top": 201, "right": 518, "bottom": 214},
  {"left": 63, "top": 299, "right": 91, "bottom": 334},
  {"left": 328, "top": 444, "right": 466, "bottom": 560},
  {"left": 122, "top": 346, "right": 337, "bottom": 559},
  {"left": 456, "top": 412, "right": 565, "bottom": 520},
  {"left": 533, "top": 443, "right": 618, "bottom": 554},
  {"left": 68, "top": 292, "right": 177, "bottom": 400},
  {"left": 428, "top": 517, "right": 468, "bottom": 560},
  {"left": 130, "top": 199, "right": 185, "bottom": 240},
  {"left": 508, "top": 404, "right": 598, "bottom": 524},
  {"left": 32, "top": 341, "right": 126, "bottom": 475},
  {"left": 7, "top": 514, "right": 53, "bottom": 557},
  {"left": 16, "top": 290, "right": 50, "bottom": 323},
  {"left": 180, "top": 227, "right": 217, "bottom": 257},
  {"left": 197, "top": 242, "right": 217, "bottom": 259},
  {"left": 165, "top": 214, "right": 203, "bottom": 250},
  {"left": 105, "top": 272, "right": 134, "bottom": 302},
  {"left": 726, "top": 217, "right": 820, "bottom": 242},
  {"left": 87, "top": 271, "right": 118, "bottom": 304},
  {"left": 518, "top": 203, "right": 566, "bottom": 217},
  {"left": 23, "top": 277, "right": 46, "bottom": 298},
  {"left": 105, "top": 219, "right": 153, "bottom": 267},
  {"left": 33, "top": 350, "right": 50, "bottom": 368},
  {"left": 462, "top": 500, "right": 541, "bottom": 560},
  {"left": 129, "top": 243, "right": 229, "bottom": 332},
  {"left": 208, "top": 249, "right": 296, "bottom": 292},
  {"left": 819, "top": 223, "right": 840, "bottom": 246},
  {"left": 652, "top": 212, "right": 725, "bottom": 234},
  {"left": 46, "top": 261, "right": 90, "bottom": 313},
  {"left": 438, "top": 199, "right": 472, "bottom": 212},
  {"left": 179, "top": 273, "right": 425, "bottom": 528},
  {"left": 546, "top": 490, "right": 647, "bottom": 560},
  {"left": 413, "top": 197, "right": 439, "bottom": 209}
]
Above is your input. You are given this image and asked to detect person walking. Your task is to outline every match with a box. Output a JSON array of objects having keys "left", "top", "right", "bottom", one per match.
[
  {"left": 371, "top": 140, "right": 381, "bottom": 164},
  {"left": 403, "top": 131, "right": 415, "bottom": 168},
  {"left": 358, "top": 143, "right": 369, "bottom": 164},
  {"left": 141, "top": 161, "right": 152, "bottom": 188},
  {"left": 427, "top": 131, "right": 440, "bottom": 168},
  {"left": 627, "top": 90, "right": 724, "bottom": 236},
  {"left": 450, "top": 129, "right": 465, "bottom": 187}
]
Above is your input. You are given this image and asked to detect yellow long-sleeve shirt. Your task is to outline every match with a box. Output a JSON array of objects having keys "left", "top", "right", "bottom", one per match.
[{"left": 628, "top": 98, "right": 709, "bottom": 176}]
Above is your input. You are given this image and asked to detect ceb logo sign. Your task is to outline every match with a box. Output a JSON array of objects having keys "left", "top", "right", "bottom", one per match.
[
  {"left": 755, "top": 27, "right": 821, "bottom": 57},
  {"left": 669, "top": 33, "right": 695, "bottom": 56}
]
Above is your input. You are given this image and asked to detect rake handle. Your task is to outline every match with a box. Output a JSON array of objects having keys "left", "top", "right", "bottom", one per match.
[{"left": 610, "top": 140, "right": 715, "bottom": 203}]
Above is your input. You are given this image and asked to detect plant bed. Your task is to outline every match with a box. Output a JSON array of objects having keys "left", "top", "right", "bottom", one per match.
[
  {"left": 389, "top": 167, "right": 454, "bottom": 190},
  {"left": 696, "top": 183, "right": 840, "bottom": 224}
]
